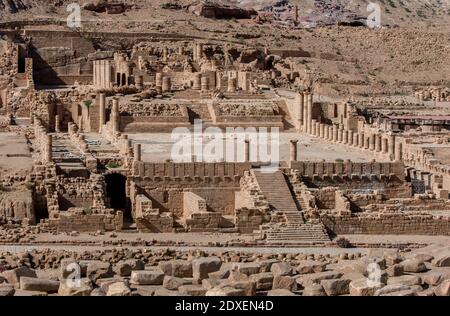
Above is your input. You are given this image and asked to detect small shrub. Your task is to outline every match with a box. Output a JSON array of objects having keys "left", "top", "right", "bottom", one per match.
[
  {"left": 336, "top": 237, "right": 351, "bottom": 248},
  {"left": 107, "top": 161, "right": 120, "bottom": 169},
  {"left": 84, "top": 207, "right": 92, "bottom": 215},
  {"left": 335, "top": 158, "right": 344, "bottom": 163},
  {"left": 84, "top": 100, "right": 92, "bottom": 108},
  {"left": 25, "top": 182, "right": 35, "bottom": 190}
]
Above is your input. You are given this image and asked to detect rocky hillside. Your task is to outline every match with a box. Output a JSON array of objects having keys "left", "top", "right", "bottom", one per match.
[{"left": 0, "top": 0, "right": 449, "bottom": 27}]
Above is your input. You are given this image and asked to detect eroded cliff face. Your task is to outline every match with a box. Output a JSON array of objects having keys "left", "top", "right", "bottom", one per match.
[
  {"left": 0, "top": 0, "right": 28, "bottom": 13},
  {"left": 0, "top": 187, "right": 34, "bottom": 224}
]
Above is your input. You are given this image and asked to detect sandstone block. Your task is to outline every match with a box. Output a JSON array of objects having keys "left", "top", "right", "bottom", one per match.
[
  {"left": 86, "top": 261, "right": 113, "bottom": 281},
  {"left": 20, "top": 277, "right": 59, "bottom": 293},
  {"left": 349, "top": 278, "right": 383, "bottom": 296},
  {"left": 267, "top": 289, "right": 296, "bottom": 296},
  {"left": 106, "top": 281, "right": 131, "bottom": 296},
  {"left": 1, "top": 267, "right": 37, "bottom": 288},
  {"left": 192, "top": 257, "right": 222, "bottom": 281},
  {"left": 270, "top": 262, "right": 293, "bottom": 276},
  {"left": 130, "top": 270, "right": 165, "bottom": 285},
  {"left": 178, "top": 284, "right": 208, "bottom": 296},
  {"left": 296, "top": 260, "right": 326, "bottom": 274},
  {"left": 303, "top": 283, "right": 326, "bottom": 296},
  {"left": 321, "top": 278, "right": 351, "bottom": 296},
  {"left": 163, "top": 275, "right": 191, "bottom": 290},
  {"left": 58, "top": 278, "right": 93, "bottom": 296},
  {"left": 158, "top": 260, "right": 193, "bottom": 278}
]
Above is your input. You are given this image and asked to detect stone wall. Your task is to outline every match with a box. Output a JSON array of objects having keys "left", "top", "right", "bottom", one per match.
[
  {"left": 321, "top": 212, "right": 450, "bottom": 235},
  {"left": 183, "top": 191, "right": 207, "bottom": 219},
  {"left": 49, "top": 209, "right": 123, "bottom": 233}
]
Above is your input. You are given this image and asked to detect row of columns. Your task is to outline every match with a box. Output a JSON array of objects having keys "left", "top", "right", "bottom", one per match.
[
  {"left": 303, "top": 118, "right": 403, "bottom": 161},
  {"left": 295, "top": 91, "right": 314, "bottom": 133}
]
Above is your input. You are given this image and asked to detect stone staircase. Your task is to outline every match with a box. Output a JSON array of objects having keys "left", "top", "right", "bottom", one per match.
[
  {"left": 265, "top": 223, "right": 331, "bottom": 244},
  {"left": 253, "top": 169, "right": 330, "bottom": 244},
  {"left": 253, "top": 170, "right": 301, "bottom": 215}
]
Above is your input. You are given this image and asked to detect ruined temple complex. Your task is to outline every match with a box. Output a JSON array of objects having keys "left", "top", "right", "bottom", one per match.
[{"left": 0, "top": 0, "right": 449, "bottom": 298}]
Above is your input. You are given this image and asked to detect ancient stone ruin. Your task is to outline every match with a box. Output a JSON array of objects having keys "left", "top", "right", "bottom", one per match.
[{"left": 0, "top": 0, "right": 449, "bottom": 298}]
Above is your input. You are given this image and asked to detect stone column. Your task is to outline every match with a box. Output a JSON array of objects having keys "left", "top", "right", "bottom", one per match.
[
  {"left": 45, "top": 134, "right": 52, "bottom": 163},
  {"left": 201, "top": 76, "right": 210, "bottom": 92},
  {"left": 307, "top": 93, "right": 313, "bottom": 134},
  {"left": 193, "top": 73, "right": 202, "bottom": 90},
  {"left": 135, "top": 75, "right": 143, "bottom": 90},
  {"left": 296, "top": 92, "right": 304, "bottom": 128},
  {"left": 382, "top": 137, "right": 388, "bottom": 154},
  {"left": 348, "top": 130, "right": 354, "bottom": 146},
  {"left": 290, "top": 140, "right": 298, "bottom": 162},
  {"left": 353, "top": 132, "right": 359, "bottom": 147},
  {"left": 375, "top": 134, "right": 382, "bottom": 152},
  {"left": 155, "top": 73, "right": 163, "bottom": 93},
  {"left": 338, "top": 126, "right": 343, "bottom": 143},
  {"left": 388, "top": 134, "right": 395, "bottom": 160},
  {"left": 163, "top": 47, "right": 168, "bottom": 62},
  {"left": 359, "top": 133, "right": 364, "bottom": 149},
  {"left": 320, "top": 123, "right": 325, "bottom": 138},
  {"left": 364, "top": 136, "right": 370, "bottom": 150},
  {"left": 328, "top": 126, "right": 333, "bottom": 141},
  {"left": 369, "top": 134, "right": 375, "bottom": 151},
  {"left": 133, "top": 143, "right": 142, "bottom": 162},
  {"left": 343, "top": 130, "right": 348, "bottom": 145},
  {"left": 227, "top": 77, "right": 236, "bottom": 93},
  {"left": 315, "top": 121, "right": 320, "bottom": 137},
  {"left": 196, "top": 43, "right": 203, "bottom": 61},
  {"left": 244, "top": 140, "right": 250, "bottom": 162},
  {"left": 162, "top": 76, "right": 171, "bottom": 93},
  {"left": 302, "top": 93, "right": 308, "bottom": 133},
  {"left": 111, "top": 99, "right": 119, "bottom": 133},
  {"left": 99, "top": 93, "right": 106, "bottom": 132},
  {"left": 55, "top": 115, "right": 60, "bottom": 133},
  {"left": 311, "top": 119, "right": 317, "bottom": 136},
  {"left": 395, "top": 140, "right": 403, "bottom": 162},
  {"left": 332, "top": 125, "right": 338, "bottom": 142}
]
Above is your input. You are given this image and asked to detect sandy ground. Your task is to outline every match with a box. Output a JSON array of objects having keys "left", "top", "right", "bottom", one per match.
[
  {"left": 127, "top": 132, "right": 382, "bottom": 163},
  {"left": 0, "top": 132, "right": 33, "bottom": 177}
]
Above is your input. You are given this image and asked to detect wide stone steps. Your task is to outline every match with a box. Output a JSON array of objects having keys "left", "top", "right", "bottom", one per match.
[
  {"left": 266, "top": 223, "right": 330, "bottom": 244},
  {"left": 253, "top": 170, "right": 301, "bottom": 214}
]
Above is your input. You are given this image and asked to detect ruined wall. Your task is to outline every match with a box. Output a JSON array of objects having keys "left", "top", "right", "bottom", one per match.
[
  {"left": 321, "top": 213, "right": 450, "bottom": 236},
  {"left": 130, "top": 162, "right": 251, "bottom": 218},
  {"left": 49, "top": 210, "right": 123, "bottom": 233},
  {"left": 183, "top": 191, "right": 207, "bottom": 218}
]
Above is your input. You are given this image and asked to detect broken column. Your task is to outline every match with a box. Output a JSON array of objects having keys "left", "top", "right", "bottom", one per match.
[
  {"left": 369, "top": 134, "right": 375, "bottom": 151},
  {"left": 296, "top": 92, "right": 304, "bottom": 129},
  {"left": 193, "top": 73, "right": 202, "bottom": 90},
  {"left": 99, "top": 93, "right": 106, "bottom": 132},
  {"left": 45, "top": 134, "right": 53, "bottom": 163},
  {"left": 244, "top": 140, "right": 250, "bottom": 162},
  {"left": 155, "top": 73, "right": 163, "bottom": 93},
  {"left": 306, "top": 92, "right": 313, "bottom": 134},
  {"left": 162, "top": 76, "right": 172, "bottom": 93},
  {"left": 134, "top": 143, "right": 142, "bottom": 162},
  {"left": 111, "top": 98, "right": 120, "bottom": 134},
  {"left": 290, "top": 140, "right": 298, "bottom": 162},
  {"left": 55, "top": 115, "right": 60, "bottom": 133},
  {"left": 201, "top": 76, "right": 210, "bottom": 92},
  {"left": 135, "top": 75, "right": 144, "bottom": 90},
  {"left": 395, "top": 139, "right": 403, "bottom": 161},
  {"left": 388, "top": 134, "right": 396, "bottom": 160},
  {"left": 227, "top": 77, "right": 237, "bottom": 93},
  {"left": 375, "top": 134, "right": 382, "bottom": 152}
]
